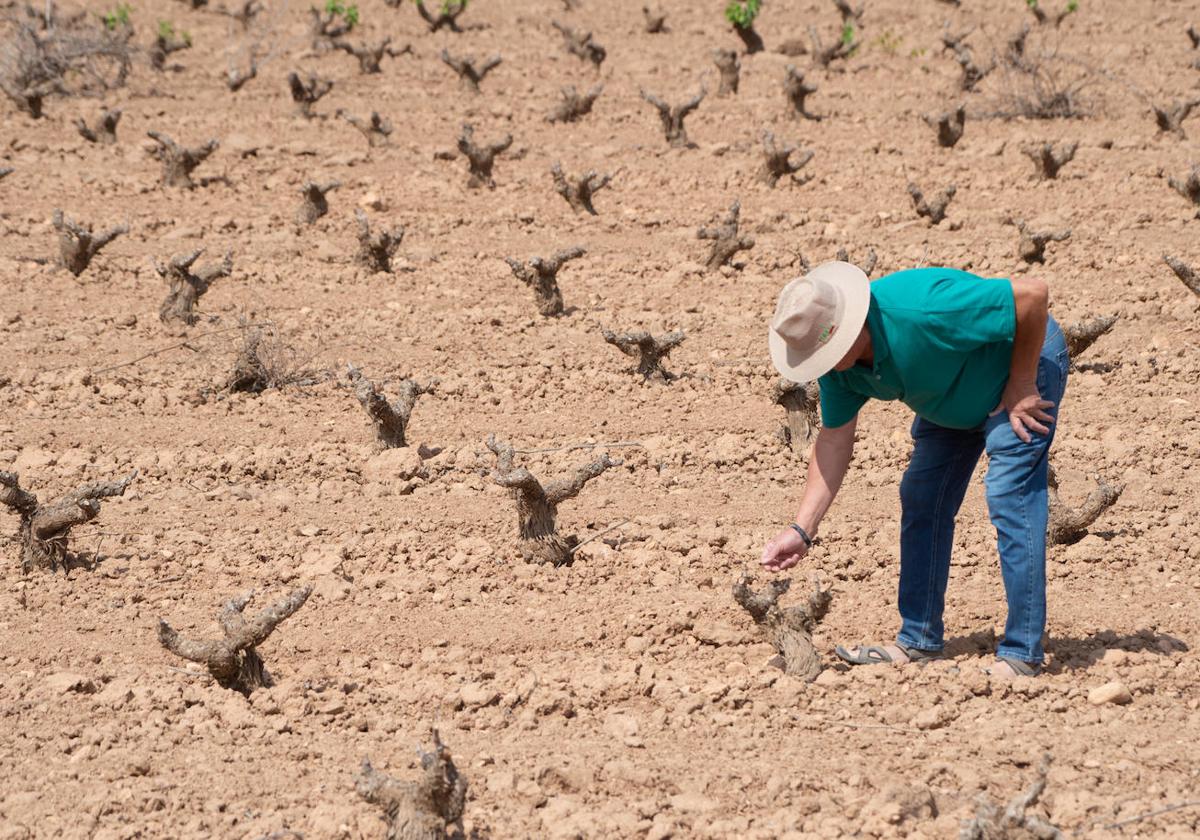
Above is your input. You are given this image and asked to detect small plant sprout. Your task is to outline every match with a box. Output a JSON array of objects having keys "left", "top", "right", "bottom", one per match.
[
  {"left": 150, "top": 20, "right": 191, "bottom": 70},
  {"left": 602, "top": 328, "right": 686, "bottom": 383},
  {"left": 733, "top": 574, "right": 832, "bottom": 681},
  {"left": 413, "top": 0, "right": 469, "bottom": 33},
  {"left": 101, "top": 3, "right": 132, "bottom": 30},
  {"left": 1027, "top": 0, "right": 1078, "bottom": 28},
  {"left": 325, "top": 0, "right": 359, "bottom": 27},
  {"left": 725, "top": 0, "right": 764, "bottom": 53}
]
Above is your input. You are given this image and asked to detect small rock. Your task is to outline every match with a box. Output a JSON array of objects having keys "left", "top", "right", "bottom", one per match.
[
  {"left": 603, "top": 712, "right": 642, "bottom": 748},
  {"left": 460, "top": 683, "right": 501, "bottom": 709},
  {"left": 913, "top": 705, "right": 956, "bottom": 730},
  {"left": 43, "top": 672, "right": 96, "bottom": 694},
  {"left": 1088, "top": 681, "right": 1132, "bottom": 706},
  {"left": 363, "top": 447, "right": 425, "bottom": 484}
]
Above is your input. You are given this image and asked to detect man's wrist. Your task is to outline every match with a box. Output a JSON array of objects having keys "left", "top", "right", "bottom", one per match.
[{"left": 790, "top": 522, "right": 816, "bottom": 547}]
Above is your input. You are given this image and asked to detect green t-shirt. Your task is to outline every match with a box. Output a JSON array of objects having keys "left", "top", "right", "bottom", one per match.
[{"left": 818, "top": 268, "right": 1016, "bottom": 430}]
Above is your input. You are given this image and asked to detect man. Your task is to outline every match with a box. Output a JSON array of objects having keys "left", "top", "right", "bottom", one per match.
[{"left": 759, "top": 261, "right": 1069, "bottom": 678}]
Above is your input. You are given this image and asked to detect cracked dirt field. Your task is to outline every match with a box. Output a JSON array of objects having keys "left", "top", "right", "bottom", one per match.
[{"left": 2, "top": 0, "right": 1200, "bottom": 837}]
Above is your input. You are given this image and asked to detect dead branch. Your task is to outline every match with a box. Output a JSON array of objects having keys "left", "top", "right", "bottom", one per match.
[
  {"left": 486, "top": 434, "right": 621, "bottom": 566},
  {"left": 215, "top": 0, "right": 264, "bottom": 28},
  {"left": 226, "top": 326, "right": 316, "bottom": 393},
  {"left": 346, "top": 363, "right": 433, "bottom": 448},
  {"left": 157, "top": 249, "right": 233, "bottom": 325},
  {"left": 357, "top": 730, "right": 467, "bottom": 840},
  {"left": 1164, "top": 255, "right": 1200, "bottom": 297},
  {"left": 733, "top": 574, "right": 832, "bottom": 682},
  {"left": 784, "top": 65, "right": 820, "bottom": 121},
  {"left": 355, "top": 210, "right": 405, "bottom": 273},
  {"left": 1, "top": 470, "right": 135, "bottom": 572},
  {"left": 907, "top": 182, "right": 956, "bottom": 225},
  {"left": 73, "top": 107, "right": 121, "bottom": 143},
  {"left": 296, "top": 179, "right": 340, "bottom": 225},
  {"left": 0, "top": 22, "right": 133, "bottom": 117},
  {"left": 602, "top": 328, "right": 685, "bottom": 383},
  {"left": 834, "top": 246, "right": 877, "bottom": 277},
  {"left": 643, "top": 6, "right": 667, "bottom": 34},
  {"left": 831, "top": 0, "right": 864, "bottom": 26},
  {"left": 940, "top": 29, "right": 992, "bottom": 91},
  {"left": 771, "top": 379, "right": 821, "bottom": 453},
  {"left": 1152, "top": 98, "right": 1200, "bottom": 139},
  {"left": 640, "top": 87, "right": 705, "bottom": 148},
  {"left": 546, "top": 83, "right": 603, "bottom": 123},
  {"left": 551, "top": 162, "right": 611, "bottom": 215},
  {"left": 334, "top": 37, "right": 408, "bottom": 74},
  {"left": 1167, "top": 164, "right": 1200, "bottom": 213},
  {"left": 455, "top": 123, "right": 512, "bottom": 189},
  {"left": 147, "top": 131, "right": 218, "bottom": 189},
  {"left": 158, "top": 587, "right": 311, "bottom": 694},
  {"left": 226, "top": 49, "right": 259, "bottom": 91},
  {"left": 924, "top": 104, "right": 965, "bottom": 148},
  {"left": 505, "top": 246, "right": 585, "bottom": 317},
  {"left": 551, "top": 20, "right": 605, "bottom": 69},
  {"left": 1047, "top": 466, "right": 1122, "bottom": 546},
  {"left": 1022, "top": 141, "right": 1077, "bottom": 179},
  {"left": 808, "top": 24, "right": 856, "bottom": 68},
  {"left": 758, "top": 130, "right": 814, "bottom": 188},
  {"left": 1027, "top": 0, "right": 1076, "bottom": 28},
  {"left": 1062, "top": 315, "right": 1116, "bottom": 361},
  {"left": 713, "top": 48, "right": 740, "bottom": 96},
  {"left": 338, "top": 109, "right": 393, "bottom": 147},
  {"left": 440, "top": 49, "right": 500, "bottom": 93},
  {"left": 698, "top": 199, "right": 754, "bottom": 269},
  {"left": 287, "top": 71, "right": 332, "bottom": 118},
  {"left": 961, "top": 754, "right": 1063, "bottom": 839},
  {"left": 52, "top": 208, "right": 127, "bottom": 275},
  {"left": 413, "top": 0, "right": 469, "bottom": 33},
  {"left": 308, "top": 5, "right": 352, "bottom": 50},
  {"left": 1007, "top": 217, "right": 1070, "bottom": 263},
  {"left": 1189, "top": 24, "right": 1200, "bottom": 50}
]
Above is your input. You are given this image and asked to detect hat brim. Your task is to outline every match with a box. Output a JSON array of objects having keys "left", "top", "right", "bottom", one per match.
[{"left": 768, "top": 261, "right": 871, "bottom": 382}]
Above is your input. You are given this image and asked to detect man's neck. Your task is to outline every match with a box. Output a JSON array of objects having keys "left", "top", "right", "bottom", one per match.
[{"left": 857, "top": 327, "right": 874, "bottom": 366}]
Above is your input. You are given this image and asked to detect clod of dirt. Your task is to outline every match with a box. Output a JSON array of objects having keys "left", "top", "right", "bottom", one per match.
[
  {"left": 925, "top": 104, "right": 965, "bottom": 148},
  {"left": 288, "top": 71, "right": 333, "bottom": 118},
  {"left": 486, "top": 434, "right": 621, "bottom": 566},
  {"left": 334, "top": 38, "right": 409, "bottom": 74},
  {"left": 640, "top": 87, "right": 705, "bottom": 148},
  {"left": 1152, "top": 98, "right": 1200, "bottom": 139},
  {"left": 643, "top": 6, "right": 667, "bottom": 34},
  {"left": 296, "top": 180, "right": 340, "bottom": 225},
  {"left": 834, "top": 246, "right": 878, "bottom": 277},
  {"left": 551, "top": 162, "right": 612, "bottom": 215},
  {"left": 454, "top": 123, "right": 512, "bottom": 189},
  {"left": 758, "top": 130, "right": 814, "bottom": 188},
  {"left": 808, "top": 24, "right": 857, "bottom": 68},
  {"left": 1008, "top": 217, "right": 1070, "bottom": 263},
  {"left": 960, "top": 754, "right": 1063, "bottom": 839},
  {"left": 149, "top": 29, "right": 190, "bottom": 72},
  {"left": 440, "top": 49, "right": 501, "bottom": 93},
  {"left": 1022, "top": 141, "right": 1078, "bottom": 179},
  {"left": 147, "top": 131, "right": 218, "bottom": 189},
  {"left": 1062, "top": 315, "right": 1116, "bottom": 361},
  {"left": 52, "top": 208, "right": 127, "bottom": 275},
  {"left": 157, "top": 249, "right": 234, "bottom": 325},
  {"left": 783, "top": 65, "right": 820, "bottom": 121},
  {"left": 1163, "top": 254, "right": 1200, "bottom": 297},
  {"left": 713, "top": 49, "right": 740, "bottom": 96},
  {"left": 357, "top": 730, "right": 467, "bottom": 840},
  {"left": 698, "top": 199, "right": 754, "bottom": 270},
  {"left": 771, "top": 378, "right": 821, "bottom": 453},
  {"left": 546, "top": 84, "right": 603, "bottom": 123},
  {"left": 602, "top": 328, "right": 685, "bottom": 383},
  {"left": 1047, "top": 467, "right": 1122, "bottom": 546},
  {"left": 346, "top": 363, "right": 433, "bottom": 449},
  {"left": 1166, "top": 164, "right": 1200, "bottom": 214},
  {"left": 74, "top": 107, "right": 121, "bottom": 144},
  {"left": 413, "top": 0, "right": 469, "bottom": 33},
  {"left": 552, "top": 20, "right": 606, "bottom": 69},
  {"left": 338, "top": 109, "right": 393, "bottom": 147},
  {"left": 505, "top": 246, "right": 585, "bottom": 317},
  {"left": 732, "top": 575, "right": 832, "bottom": 682},
  {"left": 941, "top": 29, "right": 993, "bottom": 91},
  {"left": 355, "top": 209, "right": 405, "bottom": 273},
  {"left": 1, "top": 470, "right": 136, "bottom": 572},
  {"left": 908, "top": 181, "right": 956, "bottom": 225},
  {"left": 157, "top": 587, "right": 311, "bottom": 694}
]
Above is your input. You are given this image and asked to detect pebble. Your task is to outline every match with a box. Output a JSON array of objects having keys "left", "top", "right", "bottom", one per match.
[{"left": 1088, "top": 681, "right": 1133, "bottom": 706}]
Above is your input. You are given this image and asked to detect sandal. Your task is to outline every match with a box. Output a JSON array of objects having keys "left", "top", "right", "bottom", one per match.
[
  {"left": 986, "top": 656, "right": 1041, "bottom": 678},
  {"left": 834, "top": 643, "right": 944, "bottom": 666}
]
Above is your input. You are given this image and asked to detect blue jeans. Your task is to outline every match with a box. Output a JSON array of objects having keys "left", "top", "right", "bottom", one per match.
[{"left": 896, "top": 316, "right": 1069, "bottom": 664}]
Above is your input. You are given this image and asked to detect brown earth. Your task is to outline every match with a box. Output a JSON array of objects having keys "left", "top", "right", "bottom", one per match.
[{"left": 2, "top": 0, "right": 1200, "bottom": 837}]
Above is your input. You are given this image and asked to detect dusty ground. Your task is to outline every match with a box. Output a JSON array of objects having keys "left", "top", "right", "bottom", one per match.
[{"left": 2, "top": 0, "right": 1200, "bottom": 837}]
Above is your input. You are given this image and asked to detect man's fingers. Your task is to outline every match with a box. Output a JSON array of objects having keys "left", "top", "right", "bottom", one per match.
[
  {"left": 1038, "top": 399, "right": 1056, "bottom": 410},
  {"left": 1010, "top": 414, "right": 1032, "bottom": 444},
  {"left": 1032, "top": 408, "right": 1055, "bottom": 423}
]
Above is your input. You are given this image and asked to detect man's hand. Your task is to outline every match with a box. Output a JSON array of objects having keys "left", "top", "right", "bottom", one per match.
[
  {"left": 1001, "top": 376, "right": 1055, "bottom": 443},
  {"left": 760, "top": 527, "right": 810, "bottom": 572}
]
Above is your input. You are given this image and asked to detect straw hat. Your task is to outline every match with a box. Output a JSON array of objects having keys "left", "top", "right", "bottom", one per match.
[{"left": 768, "top": 261, "right": 870, "bottom": 382}]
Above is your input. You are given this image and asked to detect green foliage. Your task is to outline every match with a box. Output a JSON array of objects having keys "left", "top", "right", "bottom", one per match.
[
  {"left": 872, "top": 29, "right": 902, "bottom": 56},
  {"left": 725, "top": 0, "right": 761, "bottom": 30},
  {"left": 413, "top": 0, "right": 467, "bottom": 12},
  {"left": 157, "top": 19, "right": 190, "bottom": 44},
  {"left": 101, "top": 3, "right": 131, "bottom": 30},
  {"left": 326, "top": 0, "right": 360, "bottom": 26},
  {"left": 1066, "top": 0, "right": 1078, "bottom": 11},
  {"left": 840, "top": 22, "right": 855, "bottom": 46}
]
